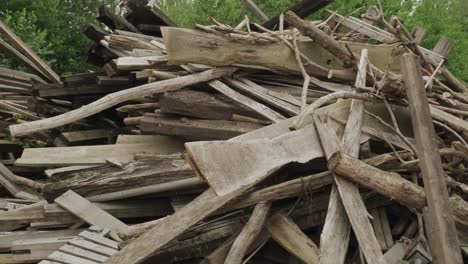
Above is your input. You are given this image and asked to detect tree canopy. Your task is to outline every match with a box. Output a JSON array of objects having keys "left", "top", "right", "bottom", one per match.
[{"left": 0, "top": 0, "right": 466, "bottom": 81}]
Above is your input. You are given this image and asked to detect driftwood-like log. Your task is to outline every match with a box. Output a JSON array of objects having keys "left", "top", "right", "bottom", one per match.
[
  {"left": 96, "top": 6, "right": 140, "bottom": 33},
  {"left": 225, "top": 201, "right": 271, "bottom": 264},
  {"left": 9, "top": 67, "right": 237, "bottom": 136},
  {"left": 328, "top": 152, "right": 468, "bottom": 223},
  {"left": 401, "top": 53, "right": 463, "bottom": 264}
]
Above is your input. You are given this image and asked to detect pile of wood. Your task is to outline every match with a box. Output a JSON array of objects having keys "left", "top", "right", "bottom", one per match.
[{"left": 1, "top": 0, "right": 468, "bottom": 263}]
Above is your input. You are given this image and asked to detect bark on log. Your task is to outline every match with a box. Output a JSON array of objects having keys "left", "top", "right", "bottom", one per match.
[
  {"left": 9, "top": 67, "right": 237, "bottom": 136},
  {"left": 328, "top": 152, "right": 468, "bottom": 224}
]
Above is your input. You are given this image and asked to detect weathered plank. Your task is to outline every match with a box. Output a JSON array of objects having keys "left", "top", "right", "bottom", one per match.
[
  {"left": 140, "top": 113, "right": 263, "bottom": 140},
  {"left": 266, "top": 212, "right": 320, "bottom": 264},
  {"left": 55, "top": 191, "right": 129, "bottom": 236},
  {"left": 401, "top": 53, "right": 463, "bottom": 264},
  {"left": 16, "top": 142, "right": 182, "bottom": 166},
  {"left": 185, "top": 122, "right": 323, "bottom": 196}
]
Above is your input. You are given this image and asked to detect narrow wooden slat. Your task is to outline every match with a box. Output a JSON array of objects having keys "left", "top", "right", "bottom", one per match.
[
  {"left": 55, "top": 191, "right": 128, "bottom": 235},
  {"left": 47, "top": 251, "right": 100, "bottom": 264},
  {"left": 59, "top": 244, "right": 108, "bottom": 262}
]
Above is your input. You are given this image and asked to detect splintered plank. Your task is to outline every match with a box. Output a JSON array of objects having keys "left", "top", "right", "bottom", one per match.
[
  {"left": 185, "top": 122, "right": 323, "bottom": 196},
  {"left": 401, "top": 53, "right": 463, "bottom": 264},
  {"left": 55, "top": 191, "right": 128, "bottom": 235},
  {"left": 266, "top": 212, "right": 320, "bottom": 263},
  {"left": 0, "top": 20, "right": 60, "bottom": 83},
  {"left": 68, "top": 239, "right": 118, "bottom": 257}
]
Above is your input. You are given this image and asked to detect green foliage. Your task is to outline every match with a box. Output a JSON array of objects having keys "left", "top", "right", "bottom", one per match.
[
  {"left": 0, "top": 0, "right": 120, "bottom": 75},
  {"left": 0, "top": 9, "right": 55, "bottom": 70}
]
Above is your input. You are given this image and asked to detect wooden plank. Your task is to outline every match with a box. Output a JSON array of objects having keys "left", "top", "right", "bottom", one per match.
[
  {"left": 47, "top": 251, "right": 100, "bottom": 264},
  {"left": 0, "top": 66, "right": 45, "bottom": 83},
  {"left": 0, "top": 20, "right": 60, "bottom": 83},
  {"left": 79, "top": 230, "right": 119, "bottom": 249},
  {"left": 185, "top": 122, "right": 323, "bottom": 196},
  {"left": 239, "top": 0, "right": 269, "bottom": 22},
  {"left": 55, "top": 190, "right": 129, "bottom": 235},
  {"left": 266, "top": 212, "right": 320, "bottom": 263},
  {"left": 68, "top": 239, "right": 118, "bottom": 257},
  {"left": 319, "top": 51, "right": 368, "bottom": 264},
  {"left": 59, "top": 129, "right": 110, "bottom": 146},
  {"left": 401, "top": 53, "right": 463, "bottom": 264},
  {"left": 15, "top": 143, "right": 182, "bottom": 166},
  {"left": 160, "top": 89, "right": 262, "bottom": 121},
  {"left": 96, "top": 5, "right": 140, "bottom": 33},
  {"left": 323, "top": 10, "right": 444, "bottom": 64},
  {"left": 208, "top": 80, "right": 285, "bottom": 122},
  {"left": 140, "top": 113, "right": 263, "bottom": 140},
  {"left": 59, "top": 244, "right": 108, "bottom": 263}
]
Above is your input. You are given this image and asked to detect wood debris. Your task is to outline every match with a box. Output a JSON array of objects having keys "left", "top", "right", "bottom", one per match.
[{"left": 0, "top": 0, "right": 467, "bottom": 263}]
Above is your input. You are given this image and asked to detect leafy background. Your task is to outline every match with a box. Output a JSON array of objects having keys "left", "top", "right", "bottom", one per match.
[{"left": 0, "top": 0, "right": 466, "bottom": 81}]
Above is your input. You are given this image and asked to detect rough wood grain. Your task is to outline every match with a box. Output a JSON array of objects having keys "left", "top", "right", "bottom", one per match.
[
  {"left": 55, "top": 190, "right": 129, "bottom": 235},
  {"left": 401, "top": 53, "right": 463, "bottom": 264},
  {"left": 266, "top": 212, "right": 320, "bottom": 264},
  {"left": 225, "top": 201, "right": 271, "bottom": 264}
]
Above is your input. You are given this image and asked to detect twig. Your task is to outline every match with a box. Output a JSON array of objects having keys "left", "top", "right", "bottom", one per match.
[
  {"left": 291, "top": 31, "right": 311, "bottom": 112},
  {"left": 425, "top": 59, "right": 445, "bottom": 89}
]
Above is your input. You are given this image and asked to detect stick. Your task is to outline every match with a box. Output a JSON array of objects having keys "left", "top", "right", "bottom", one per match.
[
  {"left": 225, "top": 201, "right": 271, "bottom": 264},
  {"left": 9, "top": 67, "right": 238, "bottom": 136}
]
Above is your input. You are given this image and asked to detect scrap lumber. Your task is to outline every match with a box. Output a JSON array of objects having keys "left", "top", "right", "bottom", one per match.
[
  {"left": 266, "top": 212, "right": 320, "bottom": 263},
  {"left": 97, "top": 6, "right": 140, "bottom": 33},
  {"left": 0, "top": 20, "right": 60, "bottom": 83},
  {"left": 319, "top": 49, "right": 383, "bottom": 264},
  {"left": 37, "top": 227, "right": 120, "bottom": 264},
  {"left": 185, "top": 122, "right": 323, "bottom": 196},
  {"left": 103, "top": 117, "right": 309, "bottom": 263},
  {"left": 262, "top": 0, "right": 334, "bottom": 30},
  {"left": 225, "top": 201, "right": 271, "bottom": 264},
  {"left": 0, "top": 163, "right": 40, "bottom": 200},
  {"left": 208, "top": 80, "right": 285, "bottom": 122},
  {"left": 239, "top": 0, "right": 269, "bottom": 23},
  {"left": 42, "top": 156, "right": 196, "bottom": 200},
  {"left": 401, "top": 53, "right": 463, "bottom": 263},
  {"left": 15, "top": 142, "right": 182, "bottom": 167},
  {"left": 9, "top": 67, "right": 237, "bottom": 136},
  {"left": 55, "top": 191, "right": 129, "bottom": 236},
  {"left": 160, "top": 89, "right": 262, "bottom": 121},
  {"left": 162, "top": 27, "right": 402, "bottom": 80},
  {"left": 0, "top": 38, "right": 47, "bottom": 80},
  {"left": 140, "top": 113, "right": 263, "bottom": 140},
  {"left": 328, "top": 152, "right": 468, "bottom": 223}
]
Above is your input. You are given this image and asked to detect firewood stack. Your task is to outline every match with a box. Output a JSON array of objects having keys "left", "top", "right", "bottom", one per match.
[{"left": 1, "top": 0, "right": 468, "bottom": 263}]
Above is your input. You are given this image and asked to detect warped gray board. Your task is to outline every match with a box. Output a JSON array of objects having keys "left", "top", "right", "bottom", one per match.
[
  {"left": 15, "top": 143, "right": 182, "bottom": 167},
  {"left": 186, "top": 122, "right": 323, "bottom": 196}
]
